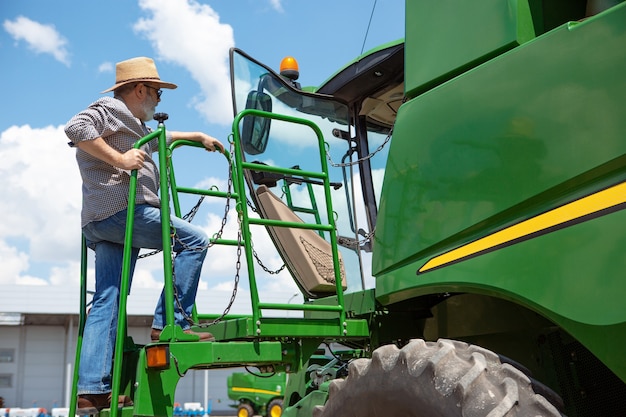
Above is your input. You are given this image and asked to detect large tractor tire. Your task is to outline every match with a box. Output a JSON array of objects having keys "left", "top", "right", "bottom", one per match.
[{"left": 313, "top": 339, "right": 563, "bottom": 417}]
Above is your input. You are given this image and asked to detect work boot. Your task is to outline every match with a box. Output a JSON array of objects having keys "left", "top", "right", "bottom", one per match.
[
  {"left": 151, "top": 328, "right": 215, "bottom": 342},
  {"left": 76, "top": 393, "right": 133, "bottom": 415}
]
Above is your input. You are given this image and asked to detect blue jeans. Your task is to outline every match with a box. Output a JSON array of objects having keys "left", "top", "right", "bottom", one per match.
[{"left": 78, "top": 204, "right": 208, "bottom": 394}]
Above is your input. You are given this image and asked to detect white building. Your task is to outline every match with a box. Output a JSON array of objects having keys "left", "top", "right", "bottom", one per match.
[{"left": 0, "top": 285, "right": 300, "bottom": 414}]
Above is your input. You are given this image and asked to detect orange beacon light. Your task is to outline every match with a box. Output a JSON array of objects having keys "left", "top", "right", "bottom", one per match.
[{"left": 280, "top": 56, "right": 300, "bottom": 81}]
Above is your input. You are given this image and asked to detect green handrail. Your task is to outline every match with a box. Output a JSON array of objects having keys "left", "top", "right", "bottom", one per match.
[
  {"left": 231, "top": 108, "right": 347, "bottom": 328},
  {"left": 167, "top": 139, "right": 238, "bottom": 218}
]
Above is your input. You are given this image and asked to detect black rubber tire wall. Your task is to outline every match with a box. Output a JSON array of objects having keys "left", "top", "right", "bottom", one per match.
[
  {"left": 267, "top": 398, "right": 283, "bottom": 417},
  {"left": 238, "top": 402, "right": 255, "bottom": 417},
  {"left": 313, "top": 339, "right": 563, "bottom": 417}
]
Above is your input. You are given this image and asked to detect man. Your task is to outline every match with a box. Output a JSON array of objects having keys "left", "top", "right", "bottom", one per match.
[{"left": 65, "top": 57, "right": 224, "bottom": 414}]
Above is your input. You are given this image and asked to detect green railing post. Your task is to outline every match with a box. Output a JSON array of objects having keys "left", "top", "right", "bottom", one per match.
[
  {"left": 68, "top": 235, "right": 88, "bottom": 417},
  {"left": 109, "top": 126, "right": 162, "bottom": 417},
  {"left": 230, "top": 125, "right": 263, "bottom": 327},
  {"left": 156, "top": 121, "right": 177, "bottom": 340}
]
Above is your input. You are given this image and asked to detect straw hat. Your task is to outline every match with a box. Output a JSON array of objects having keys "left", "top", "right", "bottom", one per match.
[{"left": 101, "top": 57, "right": 177, "bottom": 93}]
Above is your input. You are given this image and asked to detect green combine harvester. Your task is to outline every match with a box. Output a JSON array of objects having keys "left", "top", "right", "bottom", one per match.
[
  {"left": 227, "top": 372, "right": 286, "bottom": 417},
  {"left": 70, "top": 1, "right": 626, "bottom": 416}
]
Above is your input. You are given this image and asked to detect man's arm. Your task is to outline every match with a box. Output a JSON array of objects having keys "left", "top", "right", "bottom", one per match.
[
  {"left": 77, "top": 132, "right": 224, "bottom": 170},
  {"left": 65, "top": 97, "right": 147, "bottom": 170},
  {"left": 171, "top": 131, "right": 225, "bottom": 153},
  {"left": 76, "top": 137, "right": 147, "bottom": 171}
]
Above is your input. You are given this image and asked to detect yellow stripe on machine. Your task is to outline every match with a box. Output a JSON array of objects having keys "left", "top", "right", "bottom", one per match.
[
  {"left": 418, "top": 181, "right": 626, "bottom": 273},
  {"left": 231, "top": 386, "right": 282, "bottom": 396}
]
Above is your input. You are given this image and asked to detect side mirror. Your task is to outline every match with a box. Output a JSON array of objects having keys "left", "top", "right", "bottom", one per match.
[{"left": 241, "top": 90, "right": 272, "bottom": 155}]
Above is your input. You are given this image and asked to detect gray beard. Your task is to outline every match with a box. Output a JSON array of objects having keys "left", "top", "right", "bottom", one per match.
[
  {"left": 142, "top": 107, "right": 155, "bottom": 122},
  {"left": 142, "top": 100, "right": 156, "bottom": 122}
]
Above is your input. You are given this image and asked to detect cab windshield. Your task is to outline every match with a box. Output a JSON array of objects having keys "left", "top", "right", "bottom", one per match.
[{"left": 229, "top": 48, "right": 387, "bottom": 292}]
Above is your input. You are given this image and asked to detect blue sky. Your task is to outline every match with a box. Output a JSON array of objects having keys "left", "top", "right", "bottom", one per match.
[{"left": 0, "top": 0, "right": 404, "bottom": 299}]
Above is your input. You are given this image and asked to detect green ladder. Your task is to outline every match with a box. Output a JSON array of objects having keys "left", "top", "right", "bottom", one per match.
[{"left": 70, "top": 110, "right": 369, "bottom": 417}]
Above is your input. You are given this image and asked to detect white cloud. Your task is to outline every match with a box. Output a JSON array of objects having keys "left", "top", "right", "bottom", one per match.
[
  {"left": 3, "top": 16, "right": 70, "bottom": 66},
  {"left": 49, "top": 262, "right": 81, "bottom": 286},
  {"left": 131, "top": 263, "right": 165, "bottom": 289},
  {"left": 98, "top": 61, "right": 114, "bottom": 73},
  {"left": 0, "top": 240, "right": 29, "bottom": 284},
  {"left": 0, "top": 124, "right": 81, "bottom": 284},
  {"left": 134, "top": 0, "right": 235, "bottom": 125},
  {"left": 0, "top": 125, "right": 81, "bottom": 256},
  {"left": 269, "top": 0, "right": 284, "bottom": 12},
  {"left": 192, "top": 175, "right": 230, "bottom": 194}
]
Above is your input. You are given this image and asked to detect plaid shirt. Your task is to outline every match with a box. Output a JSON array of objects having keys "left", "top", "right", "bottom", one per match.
[{"left": 65, "top": 96, "right": 171, "bottom": 227}]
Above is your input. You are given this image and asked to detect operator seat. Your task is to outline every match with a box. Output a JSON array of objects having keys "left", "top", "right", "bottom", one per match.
[{"left": 255, "top": 185, "right": 347, "bottom": 299}]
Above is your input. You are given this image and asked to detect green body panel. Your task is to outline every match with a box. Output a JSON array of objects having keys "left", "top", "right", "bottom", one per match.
[
  {"left": 405, "top": 0, "right": 525, "bottom": 98},
  {"left": 374, "top": 3, "right": 626, "bottom": 380},
  {"left": 205, "top": 317, "right": 369, "bottom": 339},
  {"left": 404, "top": 0, "right": 608, "bottom": 98},
  {"left": 133, "top": 341, "right": 288, "bottom": 417}
]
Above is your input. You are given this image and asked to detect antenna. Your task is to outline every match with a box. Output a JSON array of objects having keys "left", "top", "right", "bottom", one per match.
[{"left": 360, "top": 0, "right": 378, "bottom": 55}]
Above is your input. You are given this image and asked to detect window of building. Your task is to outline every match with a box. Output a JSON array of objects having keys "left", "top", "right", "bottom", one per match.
[
  {"left": 0, "top": 349, "right": 14, "bottom": 363},
  {"left": 0, "top": 374, "right": 12, "bottom": 388}
]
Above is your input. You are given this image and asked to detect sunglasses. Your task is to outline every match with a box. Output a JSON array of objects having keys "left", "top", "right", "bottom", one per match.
[{"left": 144, "top": 85, "right": 162, "bottom": 99}]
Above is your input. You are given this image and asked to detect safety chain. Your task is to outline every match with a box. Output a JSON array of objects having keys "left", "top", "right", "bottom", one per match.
[
  {"left": 246, "top": 198, "right": 258, "bottom": 213},
  {"left": 357, "top": 228, "right": 376, "bottom": 246},
  {"left": 138, "top": 141, "right": 234, "bottom": 259},
  {"left": 199, "top": 221, "right": 242, "bottom": 326},
  {"left": 173, "top": 145, "right": 234, "bottom": 253},
  {"left": 175, "top": 223, "right": 243, "bottom": 328},
  {"left": 252, "top": 245, "right": 286, "bottom": 275},
  {"left": 323, "top": 113, "right": 400, "bottom": 250},
  {"left": 326, "top": 126, "right": 393, "bottom": 168},
  {"left": 137, "top": 137, "right": 243, "bottom": 327},
  {"left": 137, "top": 248, "right": 159, "bottom": 259},
  {"left": 176, "top": 138, "right": 243, "bottom": 326},
  {"left": 181, "top": 194, "right": 204, "bottom": 222},
  {"left": 172, "top": 181, "right": 284, "bottom": 276}
]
